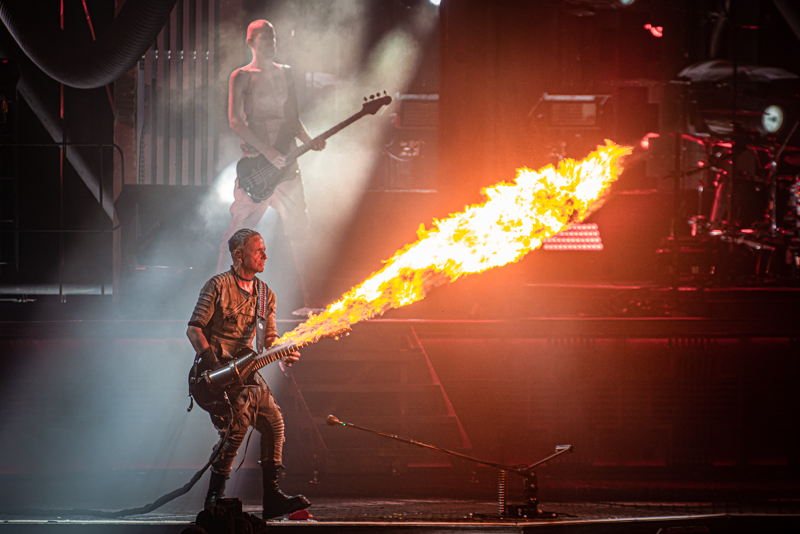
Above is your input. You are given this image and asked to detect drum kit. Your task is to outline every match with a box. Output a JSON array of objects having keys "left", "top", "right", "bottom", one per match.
[
  {"left": 672, "top": 59, "right": 800, "bottom": 279},
  {"left": 681, "top": 126, "right": 800, "bottom": 277}
]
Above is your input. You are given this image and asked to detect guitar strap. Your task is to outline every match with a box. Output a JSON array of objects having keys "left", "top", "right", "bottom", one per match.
[
  {"left": 281, "top": 65, "right": 301, "bottom": 138},
  {"left": 255, "top": 278, "right": 268, "bottom": 353}
]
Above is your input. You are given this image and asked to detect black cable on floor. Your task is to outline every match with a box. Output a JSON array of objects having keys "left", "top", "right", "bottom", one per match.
[{"left": 0, "top": 416, "right": 232, "bottom": 518}]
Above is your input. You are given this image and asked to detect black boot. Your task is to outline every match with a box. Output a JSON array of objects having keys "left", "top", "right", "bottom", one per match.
[
  {"left": 204, "top": 472, "right": 228, "bottom": 509},
  {"left": 261, "top": 464, "right": 310, "bottom": 520}
]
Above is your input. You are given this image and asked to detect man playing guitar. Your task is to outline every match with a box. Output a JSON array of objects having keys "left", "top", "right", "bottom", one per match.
[
  {"left": 217, "top": 19, "right": 325, "bottom": 309},
  {"left": 191, "top": 228, "right": 309, "bottom": 518}
]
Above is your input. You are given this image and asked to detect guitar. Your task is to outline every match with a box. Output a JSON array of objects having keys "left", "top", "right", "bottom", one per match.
[
  {"left": 238, "top": 94, "right": 393, "bottom": 202},
  {"left": 189, "top": 332, "right": 347, "bottom": 416}
]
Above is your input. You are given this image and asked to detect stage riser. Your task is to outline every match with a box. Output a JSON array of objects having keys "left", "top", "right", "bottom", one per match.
[
  {"left": 0, "top": 320, "right": 796, "bottom": 479},
  {"left": 420, "top": 335, "right": 799, "bottom": 468}
]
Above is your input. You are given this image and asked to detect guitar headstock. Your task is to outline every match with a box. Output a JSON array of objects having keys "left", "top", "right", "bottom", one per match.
[{"left": 362, "top": 92, "right": 392, "bottom": 115}]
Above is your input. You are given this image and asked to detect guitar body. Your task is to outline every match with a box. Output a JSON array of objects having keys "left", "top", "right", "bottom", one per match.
[
  {"left": 236, "top": 154, "right": 299, "bottom": 203},
  {"left": 189, "top": 347, "right": 258, "bottom": 417}
]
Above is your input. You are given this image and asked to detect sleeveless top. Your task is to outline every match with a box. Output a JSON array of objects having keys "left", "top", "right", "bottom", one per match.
[{"left": 240, "top": 63, "right": 301, "bottom": 157}]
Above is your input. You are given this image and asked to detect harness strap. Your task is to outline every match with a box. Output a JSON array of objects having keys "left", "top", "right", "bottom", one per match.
[{"left": 256, "top": 279, "right": 268, "bottom": 353}]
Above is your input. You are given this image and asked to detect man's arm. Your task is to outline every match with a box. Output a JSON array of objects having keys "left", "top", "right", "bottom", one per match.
[
  {"left": 187, "top": 326, "right": 221, "bottom": 367},
  {"left": 187, "top": 325, "right": 210, "bottom": 353},
  {"left": 296, "top": 119, "right": 325, "bottom": 151},
  {"left": 187, "top": 277, "right": 221, "bottom": 366},
  {"left": 228, "top": 68, "right": 288, "bottom": 168}
]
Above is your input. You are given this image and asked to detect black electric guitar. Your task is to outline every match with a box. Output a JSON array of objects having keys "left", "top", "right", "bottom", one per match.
[
  {"left": 189, "top": 332, "right": 347, "bottom": 417},
  {"left": 238, "top": 94, "right": 392, "bottom": 202},
  {"left": 189, "top": 341, "right": 302, "bottom": 417}
]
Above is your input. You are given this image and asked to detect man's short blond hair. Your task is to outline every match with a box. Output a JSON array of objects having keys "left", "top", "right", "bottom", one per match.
[{"left": 246, "top": 19, "right": 274, "bottom": 47}]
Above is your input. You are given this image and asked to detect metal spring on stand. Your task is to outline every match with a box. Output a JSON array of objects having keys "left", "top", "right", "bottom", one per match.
[{"left": 498, "top": 469, "right": 506, "bottom": 516}]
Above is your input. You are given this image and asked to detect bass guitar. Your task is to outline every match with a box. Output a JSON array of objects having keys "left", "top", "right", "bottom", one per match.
[{"left": 238, "top": 94, "right": 392, "bottom": 202}]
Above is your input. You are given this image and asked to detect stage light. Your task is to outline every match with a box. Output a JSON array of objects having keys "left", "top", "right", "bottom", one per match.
[
  {"left": 618, "top": 0, "right": 636, "bottom": 5},
  {"left": 542, "top": 223, "right": 604, "bottom": 251},
  {"left": 762, "top": 105, "right": 784, "bottom": 133},
  {"left": 640, "top": 132, "right": 659, "bottom": 150},
  {"left": 428, "top": 0, "right": 441, "bottom": 5},
  {"left": 212, "top": 161, "right": 238, "bottom": 204},
  {"left": 644, "top": 23, "right": 663, "bottom": 38}
]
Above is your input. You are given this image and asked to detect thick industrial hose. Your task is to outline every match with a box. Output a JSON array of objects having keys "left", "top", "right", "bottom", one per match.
[{"left": 0, "top": 0, "right": 178, "bottom": 88}]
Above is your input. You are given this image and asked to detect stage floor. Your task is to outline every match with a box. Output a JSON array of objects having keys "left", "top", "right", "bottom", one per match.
[
  {"left": 1, "top": 281, "right": 798, "bottom": 533},
  {"left": 1, "top": 498, "right": 800, "bottom": 533}
]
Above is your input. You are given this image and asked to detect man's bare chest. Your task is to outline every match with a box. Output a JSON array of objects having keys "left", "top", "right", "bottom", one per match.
[{"left": 244, "top": 70, "right": 288, "bottom": 114}]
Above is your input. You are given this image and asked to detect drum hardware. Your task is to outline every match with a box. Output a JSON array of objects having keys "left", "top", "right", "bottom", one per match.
[
  {"left": 764, "top": 121, "right": 799, "bottom": 235},
  {"left": 675, "top": 130, "right": 800, "bottom": 280},
  {"left": 688, "top": 183, "right": 708, "bottom": 237},
  {"left": 719, "top": 233, "right": 776, "bottom": 252},
  {"left": 664, "top": 52, "right": 800, "bottom": 280}
]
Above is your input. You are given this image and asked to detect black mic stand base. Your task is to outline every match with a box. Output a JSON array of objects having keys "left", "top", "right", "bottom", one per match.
[
  {"left": 506, "top": 471, "right": 557, "bottom": 519},
  {"left": 473, "top": 471, "right": 558, "bottom": 520}
]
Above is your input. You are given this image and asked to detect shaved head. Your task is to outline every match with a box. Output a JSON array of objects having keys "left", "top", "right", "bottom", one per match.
[{"left": 246, "top": 19, "right": 274, "bottom": 47}]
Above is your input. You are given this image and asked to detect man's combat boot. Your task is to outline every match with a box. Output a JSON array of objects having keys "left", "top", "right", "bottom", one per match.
[
  {"left": 204, "top": 472, "right": 228, "bottom": 509},
  {"left": 260, "top": 463, "right": 310, "bottom": 519}
]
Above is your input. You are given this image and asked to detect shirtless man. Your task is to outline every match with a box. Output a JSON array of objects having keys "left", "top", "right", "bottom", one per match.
[{"left": 217, "top": 19, "right": 324, "bottom": 308}]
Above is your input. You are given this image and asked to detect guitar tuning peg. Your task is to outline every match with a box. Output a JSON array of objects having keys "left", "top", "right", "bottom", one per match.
[
  {"left": 363, "top": 97, "right": 368, "bottom": 102},
  {"left": 383, "top": 90, "right": 387, "bottom": 95},
  {"left": 369, "top": 95, "right": 375, "bottom": 100}
]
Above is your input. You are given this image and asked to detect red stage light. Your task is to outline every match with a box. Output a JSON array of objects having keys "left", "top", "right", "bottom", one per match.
[
  {"left": 640, "top": 132, "right": 659, "bottom": 150},
  {"left": 643, "top": 23, "right": 663, "bottom": 38}
]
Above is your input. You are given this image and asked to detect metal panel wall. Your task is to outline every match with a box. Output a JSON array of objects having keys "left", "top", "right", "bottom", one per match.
[{"left": 137, "top": 0, "right": 219, "bottom": 186}]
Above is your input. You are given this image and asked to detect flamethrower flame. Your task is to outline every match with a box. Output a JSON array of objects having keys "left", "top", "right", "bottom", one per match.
[{"left": 277, "top": 141, "right": 632, "bottom": 347}]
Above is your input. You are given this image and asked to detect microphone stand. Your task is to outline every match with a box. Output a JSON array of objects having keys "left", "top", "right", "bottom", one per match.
[{"left": 326, "top": 414, "right": 573, "bottom": 519}]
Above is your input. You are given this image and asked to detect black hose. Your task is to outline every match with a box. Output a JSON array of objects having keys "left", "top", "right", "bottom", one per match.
[{"left": 0, "top": 0, "right": 178, "bottom": 89}]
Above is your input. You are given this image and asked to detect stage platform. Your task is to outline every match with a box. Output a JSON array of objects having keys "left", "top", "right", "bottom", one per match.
[
  {"left": 0, "top": 281, "right": 798, "bottom": 534},
  {"left": 1, "top": 499, "right": 799, "bottom": 534}
]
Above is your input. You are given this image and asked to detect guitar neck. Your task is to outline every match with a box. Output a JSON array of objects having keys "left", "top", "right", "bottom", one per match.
[
  {"left": 284, "top": 110, "right": 369, "bottom": 164},
  {"left": 251, "top": 342, "right": 302, "bottom": 372}
]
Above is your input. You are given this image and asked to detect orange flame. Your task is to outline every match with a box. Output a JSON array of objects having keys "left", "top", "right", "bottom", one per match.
[{"left": 277, "top": 141, "right": 632, "bottom": 346}]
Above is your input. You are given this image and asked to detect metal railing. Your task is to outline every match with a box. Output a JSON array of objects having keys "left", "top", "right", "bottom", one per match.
[{"left": 0, "top": 142, "right": 124, "bottom": 301}]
